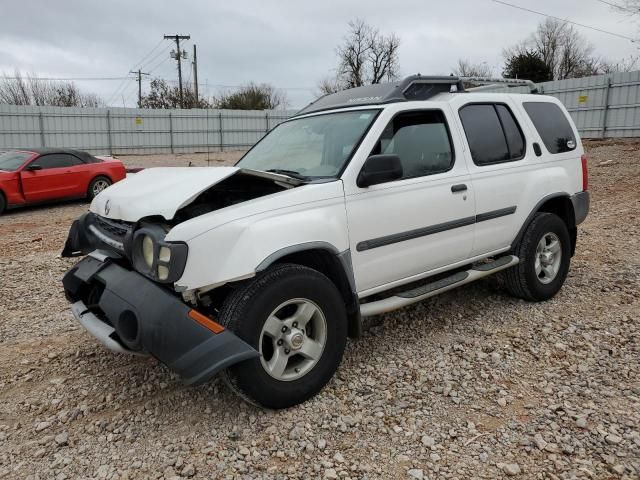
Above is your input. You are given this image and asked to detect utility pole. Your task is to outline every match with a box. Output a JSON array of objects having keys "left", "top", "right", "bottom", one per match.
[
  {"left": 164, "top": 34, "right": 190, "bottom": 108},
  {"left": 129, "top": 69, "right": 149, "bottom": 108},
  {"left": 192, "top": 44, "right": 199, "bottom": 106}
]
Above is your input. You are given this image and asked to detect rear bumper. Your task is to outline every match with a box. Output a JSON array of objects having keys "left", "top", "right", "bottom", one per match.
[
  {"left": 63, "top": 253, "right": 259, "bottom": 386},
  {"left": 571, "top": 191, "right": 590, "bottom": 225}
]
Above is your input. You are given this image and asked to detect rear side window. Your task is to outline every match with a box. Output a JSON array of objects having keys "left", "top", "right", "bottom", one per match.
[
  {"left": 523, "top": 102, "right": 576, "bottom": 154},
  {"left": 459, "top": 104, "right": 525, "bottom": 165}
]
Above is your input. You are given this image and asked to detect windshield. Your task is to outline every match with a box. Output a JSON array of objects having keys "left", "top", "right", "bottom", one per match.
[
  {"left": 0, "top": 151, "right": 32, "bottom": 171},
  {"left": 237, "top": 110, "right": 379, "bottom": 178}
]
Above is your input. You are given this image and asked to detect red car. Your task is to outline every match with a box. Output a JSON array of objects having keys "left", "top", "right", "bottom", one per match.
[{"left": 0, "top": 148, "right": 126, "bottom": 215}]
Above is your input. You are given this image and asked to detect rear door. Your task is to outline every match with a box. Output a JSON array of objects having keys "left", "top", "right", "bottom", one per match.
[
  {"left": 21, "top": 153, "right": 85, "bottom": 202},
  {"left": 455, "top": 99, "right": 547, "bottom": 256}
]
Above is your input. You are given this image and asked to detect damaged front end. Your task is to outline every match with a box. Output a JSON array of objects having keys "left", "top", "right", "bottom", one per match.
[
  {"left": 59, "top": 168, "right": 303, "bottom": 385},
  {"left": 62, "top": 252, "right": 259, "bottom": 385}
]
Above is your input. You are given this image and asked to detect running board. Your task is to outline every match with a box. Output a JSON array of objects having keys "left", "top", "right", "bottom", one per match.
[{"left": 359, "top": 255, "right": 519, "bottom": 317}]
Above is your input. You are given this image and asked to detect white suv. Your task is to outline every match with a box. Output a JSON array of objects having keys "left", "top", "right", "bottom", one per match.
[{"left": 62, "top": 75, "right": 589, "bottom": 408}]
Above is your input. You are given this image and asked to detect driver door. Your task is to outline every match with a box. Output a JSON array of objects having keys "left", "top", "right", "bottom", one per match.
[
  {"left": 344, "top": 108, "right": 475, "bottom": 294},
  {"left": 21, "top": 153, "right": 84, "bottom": 202}
]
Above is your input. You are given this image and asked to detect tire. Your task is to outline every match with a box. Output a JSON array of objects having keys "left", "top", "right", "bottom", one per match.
[
  {"left": 87, "top": 176, "right": 112, "bottom": 200},
  {"left": 220, "top": 263, "right": 348, "bottom": 409},
  {"left": 0, "top": 192, "right": 5, "bottom": 216},
  {"left": 503, "top": 212, "right": 571, "bottom": 301}
]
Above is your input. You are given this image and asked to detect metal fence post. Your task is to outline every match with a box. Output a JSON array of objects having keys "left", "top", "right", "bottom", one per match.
[
  {"left": 265, "top": 112, "right": 270, "bottom": 134},
  {"left": 219, "top": 112, "right": 224, "bottom": 152},
  {"left": 601, "top": 77, "right": 613, "bottom": 139},
  {"left": 106, "top": 110, "right": 113, "bottom": 155},
  {"left": 38, "top": 111, "right": 45, "bottom": 147},
  {"left": 169, "top": 112, "right": 174, "bottom": 153}
]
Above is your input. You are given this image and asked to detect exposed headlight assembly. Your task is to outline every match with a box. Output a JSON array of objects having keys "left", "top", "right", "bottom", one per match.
[{"left": 132, "top": 225, "right": 188, "bottom": 283}]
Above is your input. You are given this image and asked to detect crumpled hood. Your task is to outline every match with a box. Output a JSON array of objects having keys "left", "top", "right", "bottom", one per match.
[{"left": 91, "top": 167, "right": 239, "bottom": 222}]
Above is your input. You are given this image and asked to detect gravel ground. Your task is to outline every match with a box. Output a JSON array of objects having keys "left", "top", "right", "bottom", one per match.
[{"left": 0, "top": 143, "right": 638, "bottom": 479}]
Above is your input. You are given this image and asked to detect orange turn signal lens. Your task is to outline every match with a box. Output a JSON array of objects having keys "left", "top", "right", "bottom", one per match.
[{"left": 188, "top": 309, "right": 225, "bottom": 334}]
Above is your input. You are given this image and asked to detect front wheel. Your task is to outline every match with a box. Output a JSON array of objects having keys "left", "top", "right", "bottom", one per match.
[
  {"left": 503, "top": 212, "right": 571, "bottom": 301},
  {"left": 220, "top": 264, "right": 347, "bottom": 409}
]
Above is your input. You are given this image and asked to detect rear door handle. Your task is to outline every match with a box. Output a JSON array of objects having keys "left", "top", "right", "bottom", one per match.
[{"left": 451, "top": 184, "right": 467, "bottom": 193}]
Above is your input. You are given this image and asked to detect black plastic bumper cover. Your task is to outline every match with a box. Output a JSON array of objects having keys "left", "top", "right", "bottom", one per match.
[
  {"left": 62, "top": 255, "right": 259, "bottom": 386},
  {"left": 571, "top": 191, "right": 590, "bottom": 226}
]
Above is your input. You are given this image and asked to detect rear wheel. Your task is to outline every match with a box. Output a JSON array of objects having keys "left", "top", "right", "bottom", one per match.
[
  {"left": 0, "top": 192, "right": 5, "bottom": 216},
  {"left": 87, "top": 176, "right": 111, "bottom": 200},
  {"left": 220, "top": 264, "right": 347, "bottom": 409},
  {"left": 503, "top": 212, "right": 571, "bottom": 301}
]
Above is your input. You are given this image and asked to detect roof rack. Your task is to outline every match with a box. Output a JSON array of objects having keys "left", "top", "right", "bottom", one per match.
[
  {"left": 295, "top": 75, "right": 465, "bottom": 116},
  {"left": 293, "top": 75, "right": 539, "bottom": 117},
  {"left": 463, "top": 77, "right": 538, "bottom": 94}
]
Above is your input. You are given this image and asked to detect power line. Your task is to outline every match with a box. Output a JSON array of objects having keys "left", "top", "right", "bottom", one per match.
[
  {"left": 106, "top": 38, "right": 172, "bottom": 106},
  {"left": 595, "top": 0, "right": 640, "bottom": 13},
  {"left": 130, "top": 38, "right": 166, "bottom": 71},
  {"left": 139, "top": 43, "right": 173, "bottom": 72},
  {"left": 491, "top": 0, "right": 638, "bottom": 41},
  {"left": 1, "top": 76, "right": 131, "bottom": 81}
]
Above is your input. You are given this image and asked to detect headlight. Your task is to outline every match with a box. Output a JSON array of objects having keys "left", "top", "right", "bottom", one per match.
[
  {"left": 132, "top": 225, "right": 188, "bottom": 283},
  {"left": 142, "top": 235, "right": 154, "bottom": 268}
]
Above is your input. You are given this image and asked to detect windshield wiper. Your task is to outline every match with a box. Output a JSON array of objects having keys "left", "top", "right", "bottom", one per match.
[{"left": 265, "top": 169, "right": 309, "bottom": 180}]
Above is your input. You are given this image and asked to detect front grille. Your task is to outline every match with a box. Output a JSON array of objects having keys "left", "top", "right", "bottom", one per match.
[{"left": 94, "top": 215, "right": 132, "bottom": 242}]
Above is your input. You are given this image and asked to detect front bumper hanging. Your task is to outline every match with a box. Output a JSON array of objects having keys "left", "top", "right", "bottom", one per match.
[{"left": 63, "top": 252, "right": 259, "bottom": 386}]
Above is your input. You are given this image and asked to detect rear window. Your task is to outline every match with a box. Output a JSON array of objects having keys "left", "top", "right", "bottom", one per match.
[
  {"left": 523, "top": 102, "right": 576, "bottom": 154},
  {"left": 459, "top": 104, "right": 525, "bottom": 165}
]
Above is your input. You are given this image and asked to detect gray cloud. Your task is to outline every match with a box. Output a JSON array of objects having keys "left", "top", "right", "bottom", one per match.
[{"left": 1, "top": 0, "right": 637, "bottom": 107}]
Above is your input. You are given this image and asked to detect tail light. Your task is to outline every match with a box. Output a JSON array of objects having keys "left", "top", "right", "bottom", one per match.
[{"left": 581, "top": 154, "right": 588, "bottom": 191}]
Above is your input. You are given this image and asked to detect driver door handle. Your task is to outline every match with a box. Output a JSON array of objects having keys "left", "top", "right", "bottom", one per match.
[{"left": 451, "top": 184, "right": 467, "bottom": 193}]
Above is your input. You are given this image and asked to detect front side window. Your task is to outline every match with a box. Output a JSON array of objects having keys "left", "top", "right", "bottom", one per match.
[
  {"left": 370, "top": 110, "right": 454, "bottom": 179},
  {"left": 523, "top": 102, "right": 576, "bottom": 154},
  {"left": 459, "top": 103, "right": 525, "bottom": 165},
  {"left": 33, "top": 154, "right": 82, "bottom": 169},
  {"left": 236, "top": 110, "right": 379, "bottom": 179}
]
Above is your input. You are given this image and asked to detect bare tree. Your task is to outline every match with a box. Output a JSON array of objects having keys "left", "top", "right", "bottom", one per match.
[
  {"left": 0, "top": 71, "right": 103, "bottom": 107},
  {"left": 321, "top": 19, "right": 400, "bottom": 94},
  {"left": 452, "top": 59, "right": 494, "bottom": 77},
  {"left": 316, "top": 76, "right": 342, "bottom": 96},
  {"left": 598, "top": 55, "right": 639, "bottom": 73},
  {"left": 504, "top": 19, "right": 600, "bottom": 80}
]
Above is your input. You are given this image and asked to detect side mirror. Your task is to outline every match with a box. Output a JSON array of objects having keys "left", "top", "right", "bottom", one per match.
[
  {"left": 357, "top": 154, "right": 403, "bottom": 188},
  {"left": 26, "top": 164, "right": 42, "bottom": 171}
]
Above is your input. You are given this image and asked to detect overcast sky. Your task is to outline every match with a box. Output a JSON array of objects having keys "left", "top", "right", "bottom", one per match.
[{"left": 1, "top": 0, "right": 638, "bottom": 108}]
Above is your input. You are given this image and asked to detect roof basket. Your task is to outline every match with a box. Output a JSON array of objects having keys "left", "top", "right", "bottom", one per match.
[
  {"left": 463, "top": 77, "right": 538, "bottom": 94},
  {"left": 295, "top": 75, "right": 465, "bottom": 116}
]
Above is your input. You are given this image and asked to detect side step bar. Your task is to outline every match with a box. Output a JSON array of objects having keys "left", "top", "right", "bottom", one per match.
[{"left": 359, "top": 255, "right": 519, "bottom": 317}]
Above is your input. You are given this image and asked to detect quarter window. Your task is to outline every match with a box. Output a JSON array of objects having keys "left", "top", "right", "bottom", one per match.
[
  {"left": 370, "top": 110, "right": 454, "bottom": 179},
  {"left": 459, "top": 104, "right": 526, "bottom": 165},
  {"left": 523, "top": 102, "right": 576, "bottom": 154}
]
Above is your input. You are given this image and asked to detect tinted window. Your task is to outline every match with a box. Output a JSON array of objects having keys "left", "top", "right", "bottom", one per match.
[
  {"left": 459, "top": 105, "right": 509, "bottom": 165},
  {"left": 33, "top": 154, "right": 82, "bottom": 169},
  {"left": 371, "top": 110, "right": 453, "bottom": 178},
  {"left": 523, "top": 102, "right": 576, "bottom": 154},
  {"left": 459, "top": 104, "right": 525, "bottom": 165},
  {"left": 496, "top": 105, "right": 525, "bottom": 159}
]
